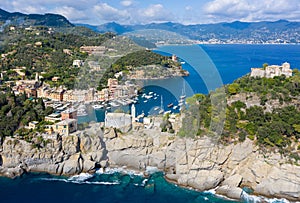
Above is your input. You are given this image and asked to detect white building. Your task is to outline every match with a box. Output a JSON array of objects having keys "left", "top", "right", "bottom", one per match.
[
  {"left": 250, "top": 62, "right": 293, "bottom": 78},
  {"left": 73, "top": 60, "right": 84, "bottom": 67},
  {"left": 105, "top": 112, "right": 132, "bottom": 130}
]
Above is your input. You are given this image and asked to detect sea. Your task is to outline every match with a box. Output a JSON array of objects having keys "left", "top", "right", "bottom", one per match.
[{"left": 4, "top": 44, "right": 300, "bottom": 202}]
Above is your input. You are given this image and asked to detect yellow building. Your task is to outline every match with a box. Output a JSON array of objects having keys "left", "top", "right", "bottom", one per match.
[{"left": 53, "top": 119, "right": 77, "bottom": 136}]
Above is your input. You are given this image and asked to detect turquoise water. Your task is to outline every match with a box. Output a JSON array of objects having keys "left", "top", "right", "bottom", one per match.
[
  {"left": 22, "top": 45, "right": 300, "bottom": 203},
  {"left": 0, "top": 171, "right": 239, "bottom": 203}
]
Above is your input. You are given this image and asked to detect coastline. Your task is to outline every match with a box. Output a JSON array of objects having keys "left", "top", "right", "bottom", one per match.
[{"left": 1, "top": 124, "right": 300, "bottom": 201}]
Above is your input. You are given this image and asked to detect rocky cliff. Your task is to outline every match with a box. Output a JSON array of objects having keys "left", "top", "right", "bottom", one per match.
[{"left": 0, "top": 124, "right": 300, "bottom": 201}]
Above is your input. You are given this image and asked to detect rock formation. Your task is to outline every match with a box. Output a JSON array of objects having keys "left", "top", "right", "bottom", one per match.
[{"left": 0, "top": 124, "right": 300, "bottom": 201}]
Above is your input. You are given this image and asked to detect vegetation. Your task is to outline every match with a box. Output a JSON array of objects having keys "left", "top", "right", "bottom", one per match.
[
  {"left": 180, "top": 69, "right": 300, "bottom": 155},
  {"left": 0, "top": 26, "right": 114, "bottom": 89},
  {"left": 0, "top": 90, "right": 54, "bottom": 142},
  {"left": 98, "top": 50, "right": 181, "bottom": 89}
]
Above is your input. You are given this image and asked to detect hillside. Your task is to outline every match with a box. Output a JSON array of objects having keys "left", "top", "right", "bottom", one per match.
[
  {"left": 0, "top": 9, "right": 73, "bottom": 27},
  {"left": 92, "top": 20, "right": 300, "bottom": 44},
  {"left": 0, "top": 25, "right": 114, "bottom": 89},
  {"left": 181, "top": 69, "right": 300, "bottom": 159},
  {"left": 97, "top": 50, "right": 185, "bottom": 89}
]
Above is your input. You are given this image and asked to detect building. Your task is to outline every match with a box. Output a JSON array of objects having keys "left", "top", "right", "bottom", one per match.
[
  {"left": 53, "top": 119, "right": 77, "bottom": 136},
  {"left": 250, "top": 62, "right": 293, "bottom": 78},
  {"left": 73, "top": 60, "right": 84, "bottom": 67},
  {"left": 45, "top": 113, "right": 61, "bottom": 122},
  {"left": 52, "top": 77, "right": 60, "bottom": 82},
  {"left": 48, "top": 88, "right": 65, "bottom": 101},
  {"left": 97, "top": 88, "right": 109, "bottom": 101},
  {"left": 172, "top": 54, "right": 177, "bottom": 62},
  {"left": 61, "top": 108, "right": 77, "bottom": 120},
  {"left": 27, "top": 121, "right": 39, "bottom": 130},
  {"left": 44, "top": 125, "right": 54, "bottom": 134},
  {"left": 80, "top": 46, "right": 106, "bottom": 55},
  {"left": 63, "top": 90, "right": 74, "bottom": 102},
  {"left": 105, "top": 112, "right": 132, "bottom": 131}
]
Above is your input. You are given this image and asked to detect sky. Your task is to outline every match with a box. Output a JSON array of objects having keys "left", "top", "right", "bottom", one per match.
[{"left": 1, "top": 0, "right": 300, "bottom": 25}]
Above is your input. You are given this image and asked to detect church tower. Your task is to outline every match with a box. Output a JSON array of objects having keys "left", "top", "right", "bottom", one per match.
[{"left": 131, "top": 104, "right": 136, "bottom": 123}]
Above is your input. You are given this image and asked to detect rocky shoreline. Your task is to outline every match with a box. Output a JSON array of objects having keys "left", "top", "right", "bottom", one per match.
[{"left": 0, "top": 123, "right": 300, "bottom": 201}]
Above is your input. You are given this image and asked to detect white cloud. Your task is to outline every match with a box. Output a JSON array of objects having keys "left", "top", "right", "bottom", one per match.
[
  {"left": 185, "top": 6, "right": 192, "bottom": 11},
  {"left": 204, "top": 0, "right": 300, "bottom": 22},
  {"left": 137, "top": 4, "right": 175, "bottom": 24},
  {"left": 120, "top": 0, "right": 133, "bottom": 7},
  {"left": 52, "top": 6, "right": 88, "bottom": 22},
  {"left": 2, "top": 0, "right": 300, "bottom": 25},
  {"left": 93, "top": 3, "right": 130, "bottom": 23}
]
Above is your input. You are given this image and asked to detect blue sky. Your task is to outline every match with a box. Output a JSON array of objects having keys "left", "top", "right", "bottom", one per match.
[{"left": 1, "top": 0, "right": 300, "bottom": 25}]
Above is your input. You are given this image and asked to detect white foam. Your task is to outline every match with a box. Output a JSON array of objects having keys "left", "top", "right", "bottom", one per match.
[
  {"left": 241, "top": 191, "right": 262, "bottom": 203},
  {"left": 84, "top": 181, "right": 120, "bottom": 185},
  {"left": 241, "top": 191, "right": 291, "bottom": 203},
  {"left": 141, "top": 178, "right": 148, "bottom": 186},
  {"left": 68, "top": 173, "right": 93, "bottom": 182},
  {"left": 96, "top": 167, "right": 143, "bottom": 177},
  {"left": 39, "top": 174, "right": 120, "bottom": 185},
  {"left": 145, "top": 166, "right": 159, "bottom": 174},
  {"left": 203, "top": 188, "right": 216, "bottom": 195}
]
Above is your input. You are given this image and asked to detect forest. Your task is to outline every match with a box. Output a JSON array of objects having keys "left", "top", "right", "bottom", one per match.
[
  {"left": 0, "top": 89, "right": 54, "bottom": 142},
  {"left": 180, "top": 70, "right": 300, "bottom": 157},
  {"left": 0, "top": 26, "right": 114, "bottom": 89}
]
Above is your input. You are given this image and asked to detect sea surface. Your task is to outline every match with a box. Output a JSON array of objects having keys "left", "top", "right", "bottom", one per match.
[
  {"left": 84, "top": 44, "right": 300, "bottom": 123},
  {"left": 6, "top": 45, "right": 300, "bottom": 202}
]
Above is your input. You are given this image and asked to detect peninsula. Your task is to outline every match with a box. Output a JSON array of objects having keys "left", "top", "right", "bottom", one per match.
[
  {"left": 0, "top": 10, "right": 300, "bottom": 202},
  {"left": 0, "top": 64, "right": 299, "bottom": 201}
]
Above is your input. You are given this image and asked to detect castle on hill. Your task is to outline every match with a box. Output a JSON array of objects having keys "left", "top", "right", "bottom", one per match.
[{"left": 250, "top": 62, "right": 293, "bottom": 78}]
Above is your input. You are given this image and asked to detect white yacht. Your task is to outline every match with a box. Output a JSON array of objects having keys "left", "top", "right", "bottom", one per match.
[{"left": 92, "top": 104, "right": 103, "bottom": 109}]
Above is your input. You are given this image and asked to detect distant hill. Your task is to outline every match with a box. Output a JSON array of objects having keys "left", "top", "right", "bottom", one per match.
[
  {"left": 0, "top": 8, "right": 73, "bottom": 27},
  {"left": 89, "top": 20, "right": 300, "bottom": 44}
]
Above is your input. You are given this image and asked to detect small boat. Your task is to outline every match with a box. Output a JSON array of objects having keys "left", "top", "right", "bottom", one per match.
[
  {"left": 173, "top": 105, "right": 178, "bottom": 110},
  {"left": 167, "top": 103, "right": 173, "bottom": 108},
  {"left": 144, "top": 100, "right": 148, "bottom": 103},
  {"left": 145, "top": 95, "right": 153, "bottom": 99},
  {"left": 77, "top": 105, "right": 88, "bottom": 116},
  {"left": 154, "top": 107, "right": 159, "bottom": 111},
  {"left": 92, "top": 104, "right": 103, "bottom": 109}
]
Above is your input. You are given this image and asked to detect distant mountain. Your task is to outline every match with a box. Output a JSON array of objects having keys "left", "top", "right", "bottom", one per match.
[
  {"left": 0, "top": 8, "right": 73, "bottom": 27},
  {"left": 88, "top": 20, "right": 300, "bottom": 44},
  {"left": 96, "top": 22, "right": 133, "bottom": 34}
]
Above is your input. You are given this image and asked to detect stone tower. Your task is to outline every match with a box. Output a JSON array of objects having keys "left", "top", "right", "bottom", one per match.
[{"left": 131, "top": 104, "right": 136, "bottom": 123}]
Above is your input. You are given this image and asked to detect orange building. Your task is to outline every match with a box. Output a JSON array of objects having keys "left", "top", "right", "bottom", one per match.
[{"left": 61, "top": 108, "right": 77, "bottom": 120}]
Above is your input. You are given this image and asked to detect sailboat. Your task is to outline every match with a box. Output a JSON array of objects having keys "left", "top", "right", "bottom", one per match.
[
  {"left": 180, "top": 81, "right": 186, "bottom": 99},
  {"left": 159, "top": 95, "right": 164, "bottom": 114},
  {"left": 179, "top": 81, "right": 186, "bottom": 109}
]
